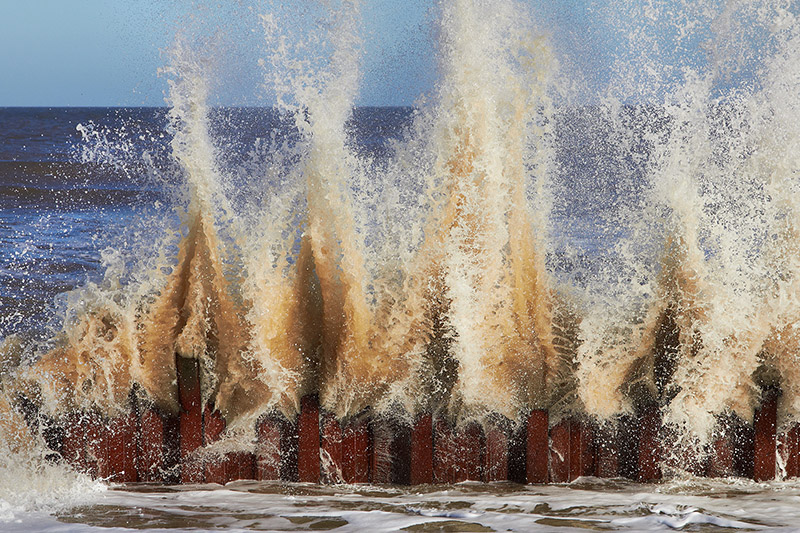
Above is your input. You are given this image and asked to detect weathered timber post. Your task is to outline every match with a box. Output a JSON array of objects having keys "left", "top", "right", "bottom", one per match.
[
  {"left": 176, "top": 356, "right": 203, "bottom": 483},
  {"left": 297, "top": 394, "right": 320, "bottom": 482},
  {"left": 754, "top": 388, "right": 779, "bottom": 481},
  {"left": 410, "top": 413, "right": 433, "bottom": 484},
  {"left": 526, "top": 409, "right": 549, "bottom": 484}
]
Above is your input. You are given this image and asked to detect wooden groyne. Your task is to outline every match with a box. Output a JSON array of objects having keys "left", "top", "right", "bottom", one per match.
[{"left": 29, "top": 357, "right": 792, "bottom": 484}]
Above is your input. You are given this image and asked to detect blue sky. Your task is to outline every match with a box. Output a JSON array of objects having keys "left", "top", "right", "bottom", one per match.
[
  {"left": 0, "top": 0, "right": 615, "bottom": 107},
  {"left": 0, "top": 1, "right": 179, "bottom": 106},
  {"left": 0, "top": 0, "right": 762, "bottom": 107},
  {"left": 0, "top": 0, "right": 439, "bottom": 106}
]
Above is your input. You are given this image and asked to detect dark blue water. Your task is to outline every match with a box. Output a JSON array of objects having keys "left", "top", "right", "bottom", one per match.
[
  {"left": 0, "top": 106, "right": 648, "bottom": 340},
  {"left": 0, "top": 107, "right": 421, "bottom": 339}
]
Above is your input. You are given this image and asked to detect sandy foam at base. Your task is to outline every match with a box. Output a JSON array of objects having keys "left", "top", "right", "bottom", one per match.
[{"left": 6, "top": 476, "right": 800, "bottom": 531}]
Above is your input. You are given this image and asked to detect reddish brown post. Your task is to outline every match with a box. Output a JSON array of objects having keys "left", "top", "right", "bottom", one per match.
[
  {"left": 297, "top": 395, "right": 320, "bottom": 483},
  {"left": 410, "top": 413, "right": 433, "bottom": 484},
  {"left": 617, "top": 414, "right": 639, "bottom": 479},
  {"left": 779, "top": 424, "right": 800, "bottom": 479},
  {"left": 85, "top": 413, "right": 105, "bottom": 479},
  {"left": 754, "top": 390, "right": 778, "bottom": 482},
  {"left": 280, "top": 417, "right": 300, "bottom": 482},
  {"left": 137, "top": 408, "right": 168, "bottom": 482},
  {"left": 594, "top": 424, "right": 618, "bottom": 478},
  {"left": 342, "top": 415, "right": 370, "bottom": 483},
  {"left": 658, "top": 421, "right": 706, "bottom": 477},
  {"left": 62, "top": 412, "right": 89, "bottom": 474},
  {"left": 177, "top": 356, "right": 203, "bottom": 483},
  {"left": 89, "top": 417, "right": 111, "bottom": 480},
  {"left": 320, "top": 413, "right": 343, "bottom": 483},
  {"left": 106, "top": 419, "right": 123, "bottom": 481},
  {"left": 370, "top": 417, "right": 394, "bottom": 483},
  {"left": 203, "top": 406, "right": 226, "bottom": 484},
  {"left": 433, "top": 417, "right": 455, "bottom": 483},
  {"left": 484, "top": 422, "right": 508, "bottom": 482},
  {"left": 790, "top": 425, "right": 800, "bottom": 479},
  {"left": 225, "top": 452, "right": 255, "bottom": 482},
  {"left": 637, "top": 405, "right": 662, "bottom": 482},
  {"left": 707, "top": 417, "right": 735, "bottom": 478},
  {"left": 452, "top": 422, "right": 482, "bottom": 482},
  {"left": 667, "top": 440, "right": 706, "bottom": 476},
  {"left": 549, "top": 419, "right": 570, "bottom": 483},
  {"left": 106, "top": 411, "right": 138, "bottom": 482},
  {"left": 106, "top": 417, "right": 125, "bottom": 482},
  {"left": 256, "top": 415, "right": 283, "bottom": 480},
  {"left": 122, "top": 411, "right": 141, "bottom": 482},
  {"left": 527, "top": 409, "right": 549, "bottom": 484},
  {"left": 708, "top": 434, "right": 734, "bottom": 477},
  {"left": 569, "top": 420, "right": 594, "bottom": 481}
]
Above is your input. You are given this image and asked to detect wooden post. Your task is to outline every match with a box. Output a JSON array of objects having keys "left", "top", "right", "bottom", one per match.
[
  {"left": 594, "top": 423, "right": 619, "bottom": 478},
  {"left": 779, "top": 424, "right": 800, "bottom": 479},
  {"left": 342, "top": 415, "right": 371, "bottom": 483},
  {"left": 229, "top": 452, "right": 255, "bottom": 481},
  {"left": 121, "top": 410, "right": 140, "bottom": 482},
  {"left": 662, "top": 429, "right": 705, "bottom": 477},
  {"left": 256, "top": 415, "right": 283, "bottom": 480},
  {"left": 410, "top": 413, "right": 433, "bottom": 484},
  {"left": 527, "top": 409, "right": 549, "bottom": 484},
  {"left": 617, "top": 414, "right": 639, "bottom": 479},
  {"left": 484, "top": 421, "right": 508, "bottom": 482},
  {"left": 204, "top": 407, "right": 256, "bottom": 483},
  {"left": 102, "top": 411, "right": 138, "bottom": 483},
  {"left": 547, "top": 417, "right": 596, "bottom": 483},
  {"left": 137, "top": 407, "right": 173, "bottom": 482},
  {"left": 569, "top": 419, "right": 594, "bottom": 481},
  {"left": 708, "top": 434, "right": 734, "bottom": 477},
  {"left": 177, "top": 356, "right": 203, "bottom": 483},
  {"left": 320, "top": 412, "right": 343, "bottom": 483},
  {"left": 280, "top": 417, "right": 299, "bottom": 482},
  {"left": 452, "top": 422, "right": 482, "bottom": 482},
  {"left": 368, "top": 416, "right": 411, "bottom": 484},
  {"left": 549, "top": 419, "right": 570, "bottom": 483},
  {"left": 371, "top": 416, "right": 394, "bottom": 484},
  {"left": 108, "top": 416, "right": 125, "bottom": 482},
  {"left": 88, "top": 415, "right": 111, "bottom": 480},
  {"left": 62, "top": 412, "right": 89, "bottom": 474},
  {"left": 637, "top": 405, "right": 662, "bottom": 482},
  {"left": 297, "top": 394, "right": 320, "bottom": 483},
  {"left": 203, "top": 406, "right": 226, "bottom": 484},
  {"left": 707, "top": 416, "right": 735, "bottom": 478},
  {"left": 731, "top": 416, "right": 755, "bottom": 478},
  {"left": 84, "top": 413, "right": 105, "bottom": 479},
  {"left": 754, "top": 390, "right": 778, "bottom": 481},
  {"left": 433, "top": 417, "right": 455, "bottom": 483}
]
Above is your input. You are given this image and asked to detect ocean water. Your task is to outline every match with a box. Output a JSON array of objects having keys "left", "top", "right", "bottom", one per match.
[
  {"left": 0, "top": 108, "right": 164, "bottom": 340},
  {"left": 0, "top": 107, "right": 400, "bottom": 335},
  {"left": 10, "top": 477, "right": 800, "bottom": 531},
  {"left": 7, "top": 0, "right": 800, "bottom": 530},
  {"left": 0, "top": 106, "right": 796, "bottom": 532}
]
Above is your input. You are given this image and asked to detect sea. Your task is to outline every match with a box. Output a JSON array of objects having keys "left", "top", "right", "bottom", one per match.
[
  {"left": 0, "top": 105, "right": 637, "bottom": 342},
  {"left": 3, "top": 106, "right": 800, "bottom": 532}
]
